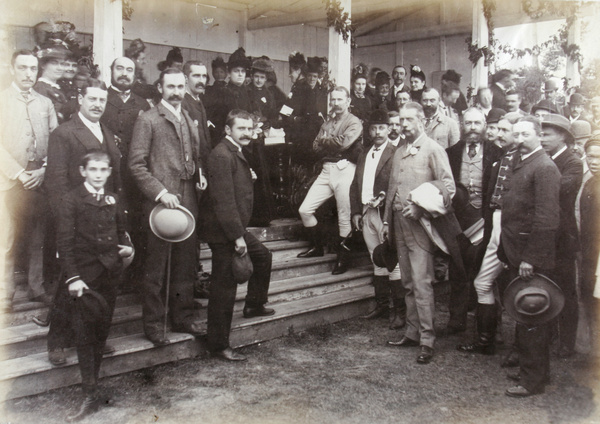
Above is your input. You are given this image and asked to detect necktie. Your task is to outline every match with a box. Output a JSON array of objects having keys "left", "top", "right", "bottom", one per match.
[
  {"left": 372, "top": 146, "right": 380, "bottom": 158},
  {"left": 468, "top": 143, "right": 477, "bottom": 159},
  {"left": 94, "top": 192, "right": 104, "bottom": 202},
  {"left": 21, "top": 91, "right": 29, "bottom": 101}
]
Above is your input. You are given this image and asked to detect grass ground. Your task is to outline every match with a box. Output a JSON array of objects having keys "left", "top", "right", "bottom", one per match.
[{"left": 3, "top": 309, "right": 599, "bottom": 424}]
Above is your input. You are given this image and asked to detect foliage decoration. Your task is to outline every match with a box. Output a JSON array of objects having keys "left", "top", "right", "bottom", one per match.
[
  {"left": 324, "top": 0, "right": 355, "bottom": 48},
  {"left": 466, "top": 0, "right": 497, "bottom": 67},
  {"left": 110, "top": 0, "right": 134, "bottom": 21}
]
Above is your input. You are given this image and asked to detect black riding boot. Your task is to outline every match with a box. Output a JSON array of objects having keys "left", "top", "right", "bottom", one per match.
[
  {"left": 297, "top": 225, "right": 324, "bottom": 258},
  {"left": 360, "top": 275, "right": 390, "bottom": 319},
  {"left": 389, "top": 279, "right": 406, "bottom": 329},
  {"left": 457, "top": 303, "right": 497, "bottom": 355},
  {"left": 332, "top": 236, "right": 351, "bottom": 275}
]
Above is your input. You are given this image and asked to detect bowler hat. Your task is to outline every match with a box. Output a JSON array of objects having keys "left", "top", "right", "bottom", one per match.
[
  {"left": 571, "top": 120, "right": 592, "bottom": 141},
  {"left": 232, "top": 253, "right": 253, "bottom": 284},
  {"left": 486, "top": 108, "right": 506, "bottom": 124},
  {"left": 543, "top": 79, "right": 559, "bottom": 91},
  {"left": 503, "top": 274, "right": 564, "bottom": 325},
  {"left": 75, "top": 289, "right": 111, "bottom": 325},
  {"left": 531, "top": 99, "right": 558, "bottom": 115},
  {"left": 569, "top": 93, "right": 585, "bottom": 106},
  {"left": 306, "top": 57, "right": 322, "bottom": 74},
  {"left": 368, "top": 109, "right": 389, "bottom": 127},
  {"left": 541, "top": 114, "right": 574, "bottom": 142},
  {"left": 373, "top": 242, "right": 398, "bottom": 273},
  {"left": 149, "top": 204, "right": 195, "bottom": 243}
]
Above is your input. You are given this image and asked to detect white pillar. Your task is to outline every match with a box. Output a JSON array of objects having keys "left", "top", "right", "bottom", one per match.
[
  {"left": 93, "top": 0, "right": 123, "bottom": 85},
  {"left": 566, "top": 14, "right": 581, "bottom": 87},
  {"left": 470, "top": 0, "right": 488, "bottom": 91},
  {"left": 328, "top": 0, "right": 351, "bottom": 93}
]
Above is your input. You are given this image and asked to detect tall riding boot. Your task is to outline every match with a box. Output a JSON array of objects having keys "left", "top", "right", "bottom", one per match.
[
  {"left": 332, "top": 236, "right": 351, "bottom": 275},
  {"left": 360, "top": 275, "right": 390, "bottom": 319},
  {"left": 457, "top": 303, "right": 497, "bottom": 355},
  {"left": 297, "top": 225, "right": 324, "bottom": 258},
  {"left": 389, "top": 279, "right": 407, "bottom": 329}
]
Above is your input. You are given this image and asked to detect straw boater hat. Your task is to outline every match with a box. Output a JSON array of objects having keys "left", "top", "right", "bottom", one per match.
[
  {"left": 149, "top": 204, "right": 195, "bottom": 243},
  {"left": 503, "top": 274, "right": 564, "bottom": 325}
]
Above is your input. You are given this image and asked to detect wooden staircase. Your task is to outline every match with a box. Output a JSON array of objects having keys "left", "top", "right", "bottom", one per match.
[{"left": 0, "top": 220, "right": 375, "bottom": 401}]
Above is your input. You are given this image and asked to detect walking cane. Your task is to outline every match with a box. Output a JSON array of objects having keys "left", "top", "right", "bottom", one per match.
[
  {"left": 341, "top": 191, "right": 386, "bottom": 250},
  {"left": 164, "top": 243, "right": 172, "bottom": 340}
]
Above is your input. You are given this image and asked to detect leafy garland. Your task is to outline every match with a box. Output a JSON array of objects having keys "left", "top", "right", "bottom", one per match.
[
  {"left": 324, "top": 0, "right": 356, "bottom": 48},
  {"left": 110, "top": 0, "right": 134, "bottom": 21},
  {"left": 466, "top": 0, "right": 583, "bottom": 68}
]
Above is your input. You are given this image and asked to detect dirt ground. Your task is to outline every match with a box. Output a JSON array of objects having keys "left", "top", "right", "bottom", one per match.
[{"left": 3, "top": 311, "right": 600, "bottom": 424}]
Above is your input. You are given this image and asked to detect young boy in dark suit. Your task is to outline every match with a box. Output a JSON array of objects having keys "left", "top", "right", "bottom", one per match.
[{"left": 55, "top": 151, "right": 133, "bottom": 422}]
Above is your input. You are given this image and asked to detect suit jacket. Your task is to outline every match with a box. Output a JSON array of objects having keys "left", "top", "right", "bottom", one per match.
[
  {"left": 350, "top": 141, "right": 396, "bottom": 217},
  {"left": 500, "top": 149, "right": 561, "bottom": 270},
  {"left": 446, "top": 139, "right": 503, "bottom": 216},
  {"left": 181, "top": 93, "right": 212, "bottom": 163},
  {"left": 56, "top": 184, "right": 130, "bottom": 283},
  {"left": 202, "top": 138, "right": 254, "bottom": 243},
  {"left": 0, "top": 85, "right": 58, "bottom": 191},
  {"left": 552, "top": 147, "right": 583, "bottom": 259},
  {"left": 424, "top": 112, "right": 460, "bottom": 149},
  {"left": 128, "top": 102, "right": 202, "bottom": 211},
  {"left": 490, "top": 83, "right": 507, "bottom": 111},
  {"left": 46, "top": 114, "right": 122, "bottom": 213},
  {"left": 580, "top": 176, "right": 600, "bottom": 283},
  {"left": 101, "top": 87, "right": 151, "bottom": 161}
]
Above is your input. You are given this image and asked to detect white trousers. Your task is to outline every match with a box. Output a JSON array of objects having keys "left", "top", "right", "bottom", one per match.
[
  {"left": 474, "top": 209, "right": 504, "bottom": 304},
  {"left": 298, "top": 162, "right": 356, "bottom": 237}
]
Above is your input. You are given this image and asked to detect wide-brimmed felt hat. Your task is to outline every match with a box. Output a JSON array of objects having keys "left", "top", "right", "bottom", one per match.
[
  {"left": 373, "top": 242, "right": 398, "bottom": 273},
  {"left": 503, "top": 273, "right": 564, "bottom": 325},
  {"left": 486, "top": 108, "right": 506, "bottom": 124},
  {"left": 149, "top": 204, "right": 195, "bottom": 243},
  {"left": 531, "top": 99, "right": 559, "bottom": 115},
  {"left": 75, "top": 288, "right": 111, "bottom": 325},
  {"left": 232, "top": 253, "right": 253, "bottom": 284},
  {"left": 541, "top": 113, "right": 574, "bottom": 142}
]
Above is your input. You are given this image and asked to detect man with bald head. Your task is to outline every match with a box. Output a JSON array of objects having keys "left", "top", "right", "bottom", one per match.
[
  {"left": 445, "top": 107, "right": 503, "bottom": 334},
  {"left": 420, "top": 88, "right": 459, "bottom": 149},
  {"left": 101, "top": 57, "right": 151, "bottom": 287}
]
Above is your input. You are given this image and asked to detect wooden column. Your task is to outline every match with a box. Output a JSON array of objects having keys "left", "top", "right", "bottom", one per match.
[
  {"left": 93, "top": 0, "right": 123, "bottom": 85},
  {"left": 470, "top": 0, "right": 488, "bottom": 91},
  {"left": 328, "top": 0, "right": 352, "bottom": 92},
  {"left": 566, "top": 14, "right": 581, "bottom": 87}
]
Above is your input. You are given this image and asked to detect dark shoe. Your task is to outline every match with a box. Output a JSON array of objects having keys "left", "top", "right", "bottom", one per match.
[
  {"left": 505, "top": 385, "right": 543, "bottom": 398},
  {"left": 32, "top": 315, "right": 50, "bottom": 327},
  {"left": 442, "top": 325, "right": 466, "bottom": 336},
  {"left": 387, "top": 336, "right": 419, "bottom": 347},
  {"left": 211, "top": 347, "right": 247, "bottom": 362},
  {"left": 360, "top": 305, "right": 388, "bottom": 320},
  {"left": 506, "top": 372, "right": 521, "bottom": 382},
  {"left": 66, "top": 395, "right": 100, "bottom": 422},
  {"left": 331, "top": 259, "right": 349, "bottom": 275},
  {"left": 501, "top": 350, "right": 519, "bottom": 368},
  {"left": 456, "top": 342, "right": 495, "bottom": 355},
  {"left": 417, "top": 346, "right": 434, "bottom": 364},
  {"left": 243, "top": 305, "right": 275, "bottom": 318},
  {"left": 102, "top": 344, "right": 115, "bottom": 356},
  {"left": 172, "top": 320, "right": 205, "bottom": 336},
  {"left": 297, "top": 246, "right": 324, "bottom": 258},
  {"left": 147, "top": 333, "right": 170, "bottom": 347},
  {"left": 389, "top": 310, "right": 406, "bottom": 329},
  {"left": 49, "top": 348, "right": 66, "bottom": 366}
]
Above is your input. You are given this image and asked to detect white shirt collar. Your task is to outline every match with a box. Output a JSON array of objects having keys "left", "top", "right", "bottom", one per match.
[
  {"left": 78, "top": 112, "right": 103, "bottom": 143},
  {"left": 84, "top": 182, "right": 104, "bottom": 195},
  {"left": 521, "top": 145, "right": 543, "bottom": 161},
  {"left": 186, "top": 88, "right": 200, "bottom": 102},
  {"left": 38, "top": 77, "right": 61, "bottom": 89},
  {"left": 161, "top": 99, "right": 182, "bottom": 120},
  {"left": 12, "top": 82, "right": 31, "bottom": 95},
  {"left": 226, "top": 135, "right": 242, "bottom": 151},
  {"left": 78, "top": 112, "right": 101, "bottom": 129},
  {"left": 551, "top": 145, "right": 568, "bottom": 160}
]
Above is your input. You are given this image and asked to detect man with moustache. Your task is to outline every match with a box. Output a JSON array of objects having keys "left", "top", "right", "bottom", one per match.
[
  {"left": 45, "top": 77, "right": 123, "bottom": 365},
  {"left": 458, "top": 116, "right": 518, "bottom": 355},
  {"left": 203, "top": 109, "right": 274, "bottom": 362},
  {"left": 421, "top": 88, "right": 460, "bottom": 149},
  {"left": 350, "top": 110, "right": 404, "bottom": 326},
  {"left": 540, "top": 114, "right": 583, "bottom": 358},
  {"left": 129, "top": 68, "right": 206, "bottom": 346},
  {"left": 389, "top": 65, "right": 410, "bottom": 101},
  {"left": 101, "top": 57, "right": 151, "bottom": 286},
  {"left": 387, "top": 111, "right": 403, "bottom": 146},
  {"left": 444, "top": 108, "right": 503, "bottom": 334},
  {"left": 485, "top": 108, "right": 507, "bottom": 148},
  {"left": 499, "top": 115, "right": 560, "bottom": 397},
  {"left": 0, "top": 50, "right": 58, "bottom": 308},
  {"left": 385, "top": 103, "right": 456, "bottom": 364},
  {"left": 181, "top": 60, "right": 212, "bottom": 157},
  {"left": 297, "top": 87, "right": 363, "bottom": 275},
  {"left": 394, "top": 91, "right": 411, "bottom": 113}
]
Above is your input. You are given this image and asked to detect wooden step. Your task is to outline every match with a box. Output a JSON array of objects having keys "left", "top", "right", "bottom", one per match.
[{"left": 0, "top": 285, "right": 374, "bottom": 401}]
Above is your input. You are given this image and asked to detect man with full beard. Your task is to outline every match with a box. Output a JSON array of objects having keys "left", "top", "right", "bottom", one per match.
[
  {"left": 101, "top": 57, "right": 151, "bottom": 287},
  {"left": 421, "top": 88, "right": 459, "bottom": 149},
  {"left": 444, "top": 108, "right": 503, "bottom": 334}
]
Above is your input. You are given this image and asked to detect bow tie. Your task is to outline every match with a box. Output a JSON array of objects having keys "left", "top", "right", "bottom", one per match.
[{"left": 372, "top": 146, "right": 381, "bottom": 158}]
